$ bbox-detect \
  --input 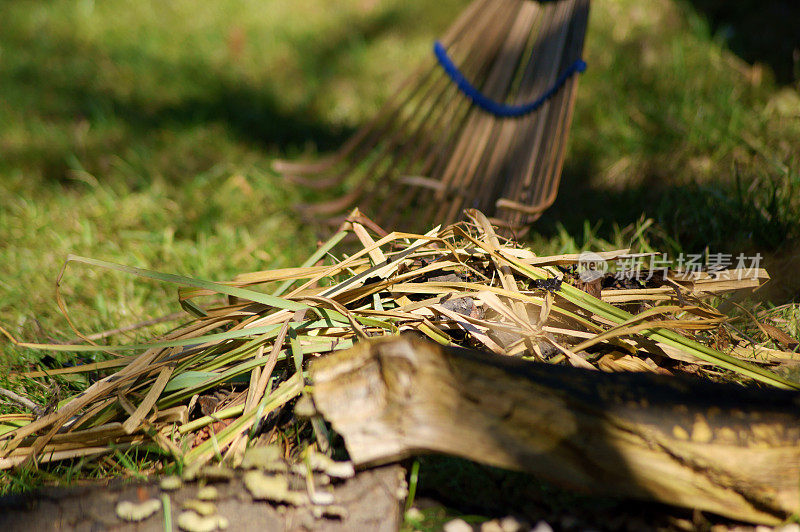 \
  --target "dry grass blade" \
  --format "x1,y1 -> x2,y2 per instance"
1,210 -> 797,475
